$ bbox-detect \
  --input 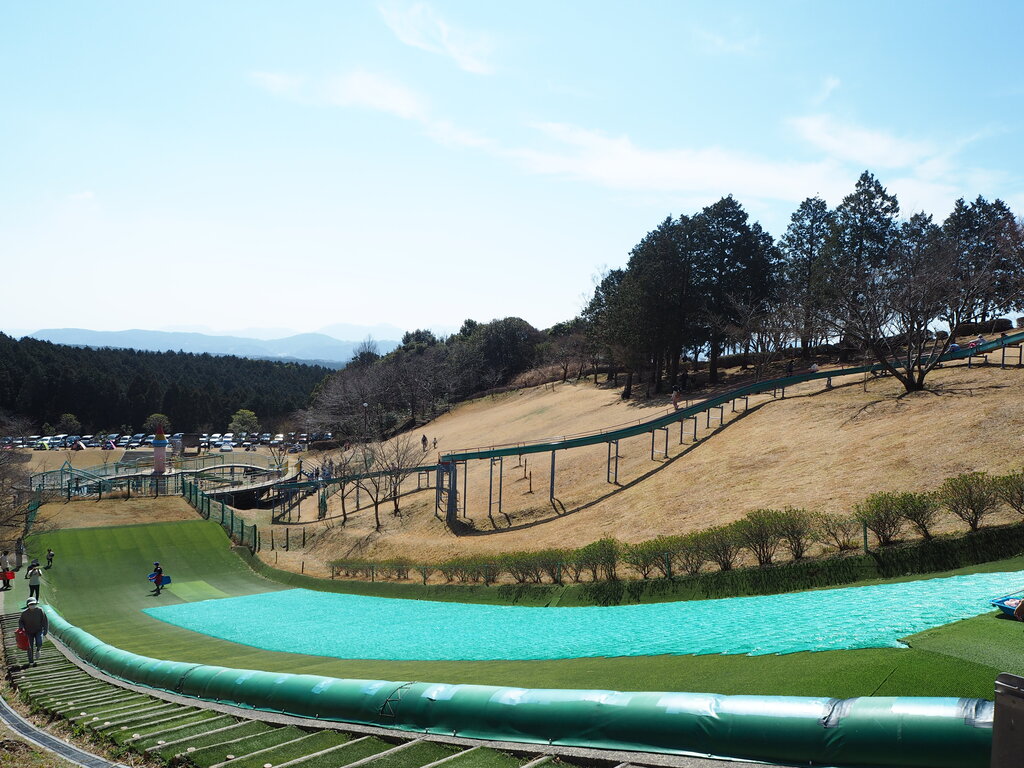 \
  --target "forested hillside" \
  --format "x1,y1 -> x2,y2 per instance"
307,171 -> 1024,440
0,334 -> 329,433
